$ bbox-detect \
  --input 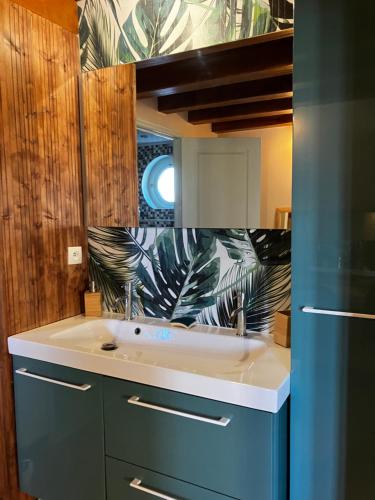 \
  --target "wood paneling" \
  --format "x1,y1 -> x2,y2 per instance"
0,0 -> 86,332
0,1 -> 86,498
82,65 -> 139,226
0,258 -> 29,500
12,0 -> 78,32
